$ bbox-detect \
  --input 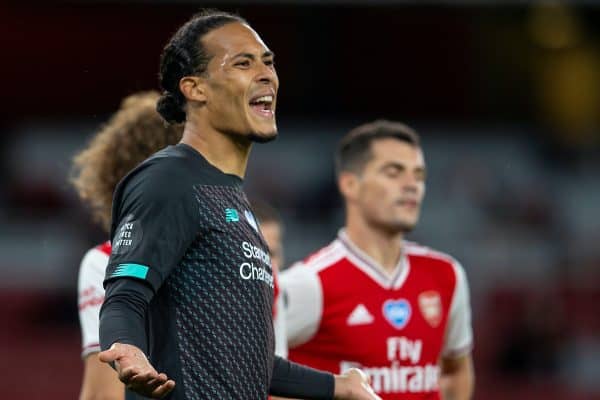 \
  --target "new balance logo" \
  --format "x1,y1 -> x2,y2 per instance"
347,304 -> 374,326
225,208 -> 240,222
